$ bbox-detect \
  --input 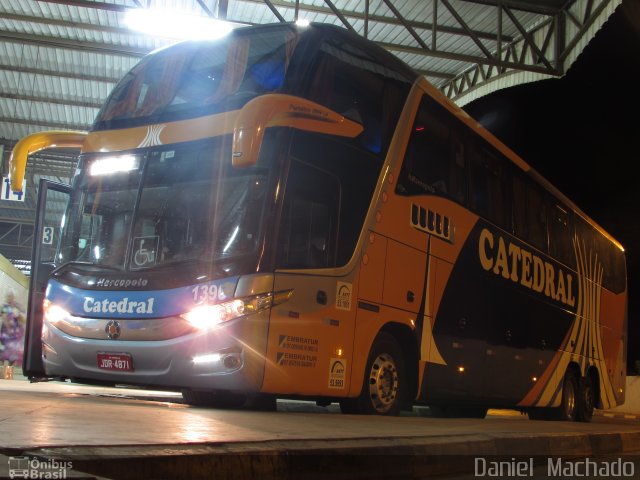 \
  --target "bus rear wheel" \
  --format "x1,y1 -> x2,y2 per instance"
577,374 -> 596,422
556,369 -> 579,421
528,369 -> 579,421
340,332 -> 405,415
